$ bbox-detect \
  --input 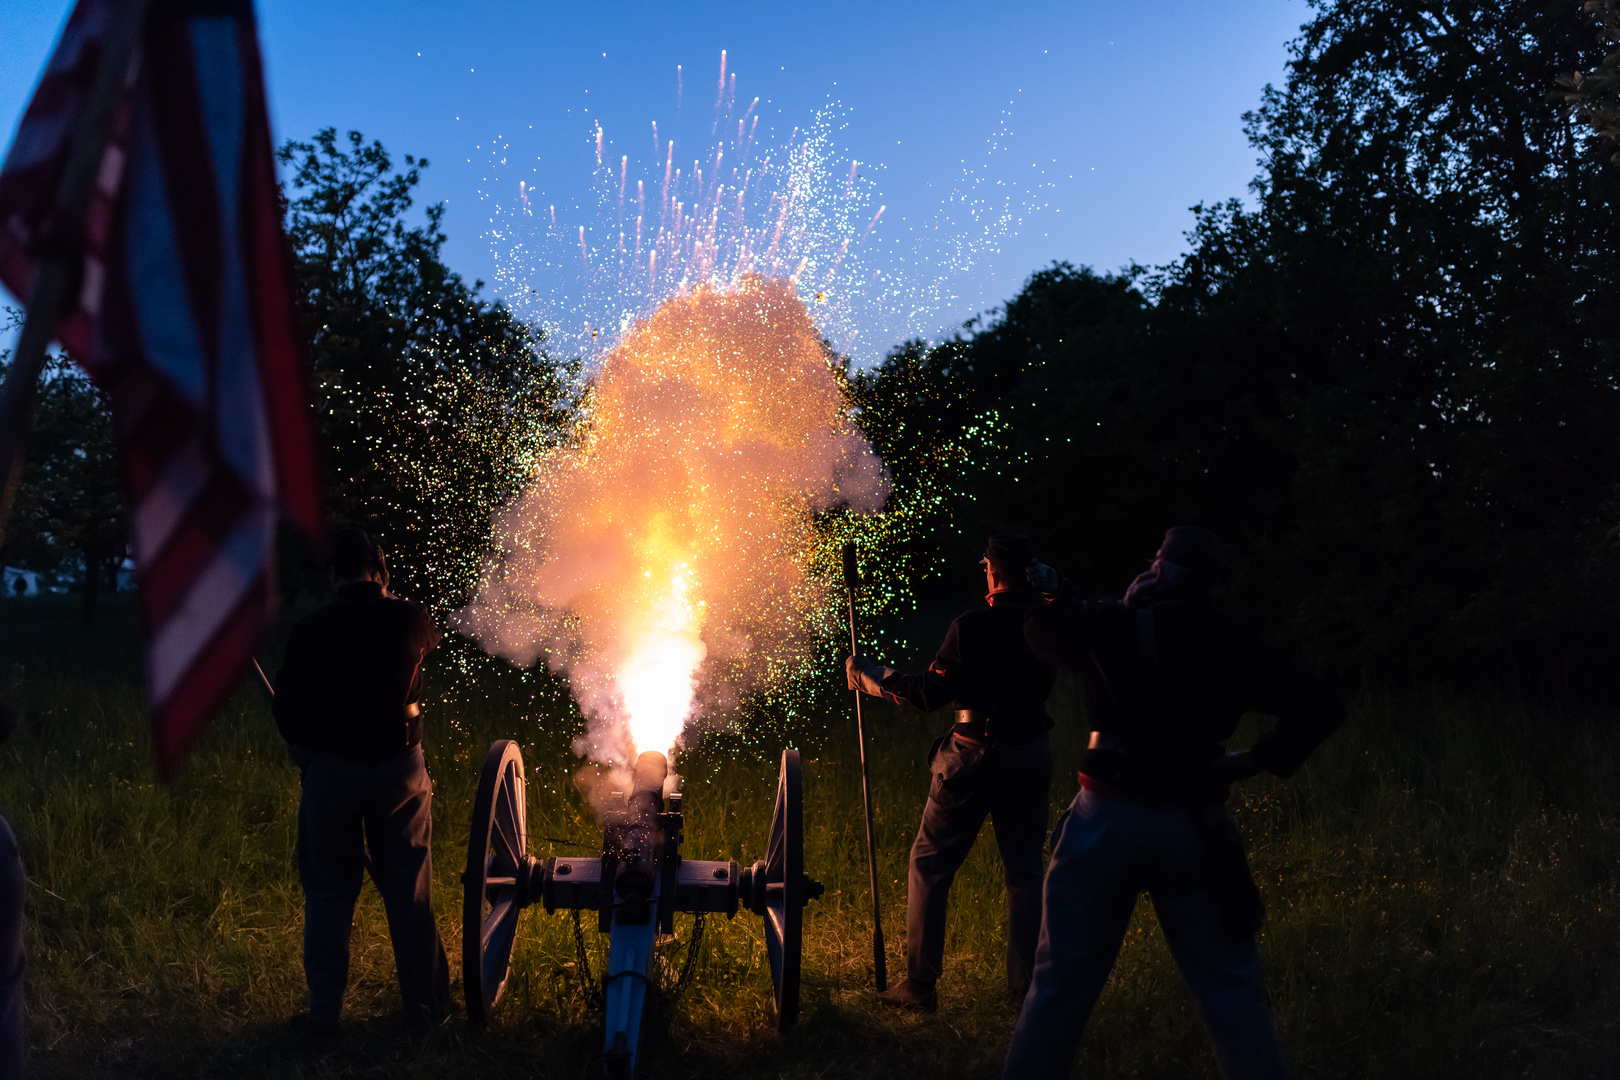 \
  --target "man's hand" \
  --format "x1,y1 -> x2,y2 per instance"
1215,749 -> 1262,784
1026,560 -> 1060,593
845,655 -> 894,697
